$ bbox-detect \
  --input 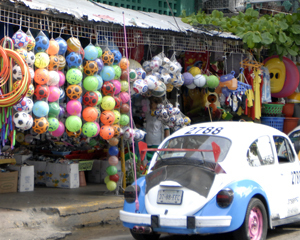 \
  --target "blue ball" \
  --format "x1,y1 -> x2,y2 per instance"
84,45 -> 98,61
34,35 -> 49,53
100,66 -> 115,81
95,74 -> 103,90
96,58 -> 104,74
109,146 -> 119,156
111,49 -> 122,64
33,101 -> 49,117
59,87 -> 65,102
55,37 -> 67,55
66,52 -> 82,68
